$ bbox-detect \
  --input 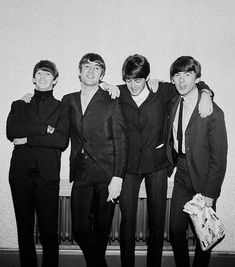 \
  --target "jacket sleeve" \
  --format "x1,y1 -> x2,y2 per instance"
111,100 -> 128,178
27,100 -> 70,151
202,108 -> 227,199
158,81 -> 214,102
158,82 -> 178,102
6,101 -> 47,142
197,81 -> 215,98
